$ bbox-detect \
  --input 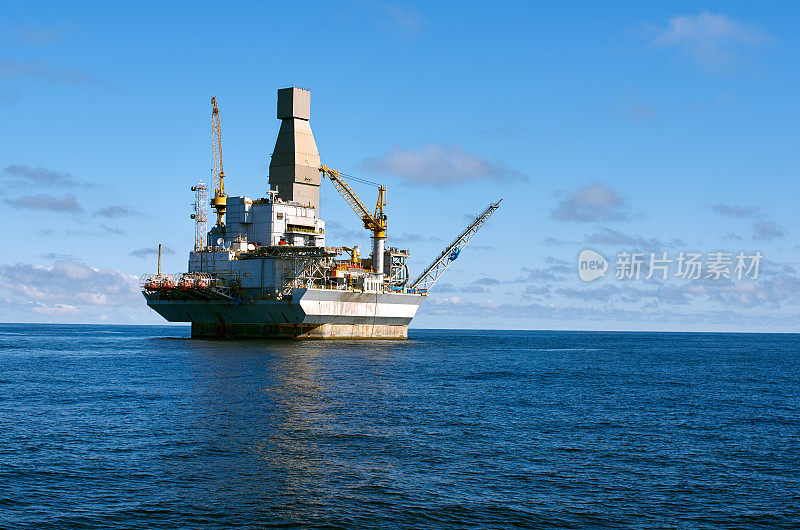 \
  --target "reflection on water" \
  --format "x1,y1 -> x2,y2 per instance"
183,339 -> 405,523
2,325 -> 799,527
